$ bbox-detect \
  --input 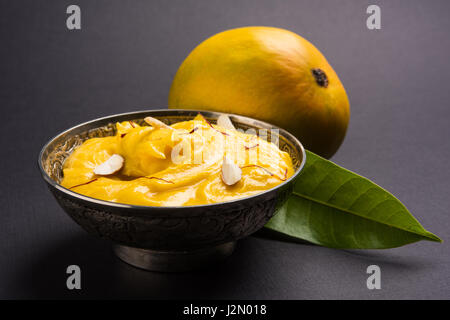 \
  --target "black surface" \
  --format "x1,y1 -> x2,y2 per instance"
1,0 -> 449,299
